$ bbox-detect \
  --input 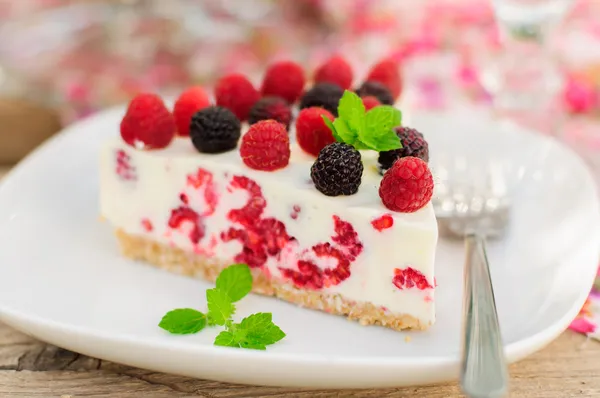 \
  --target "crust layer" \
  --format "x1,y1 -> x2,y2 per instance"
115,229 -> 429,331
